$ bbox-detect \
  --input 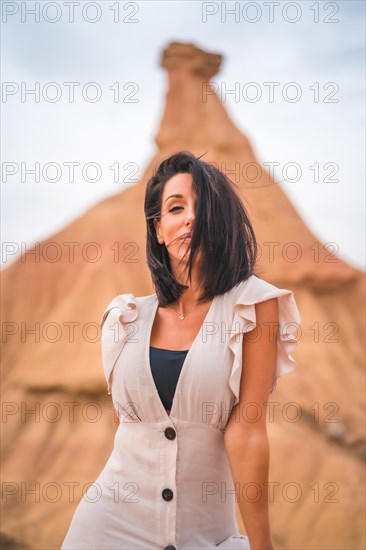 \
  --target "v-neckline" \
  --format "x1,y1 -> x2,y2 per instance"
146,293 -> 217,422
